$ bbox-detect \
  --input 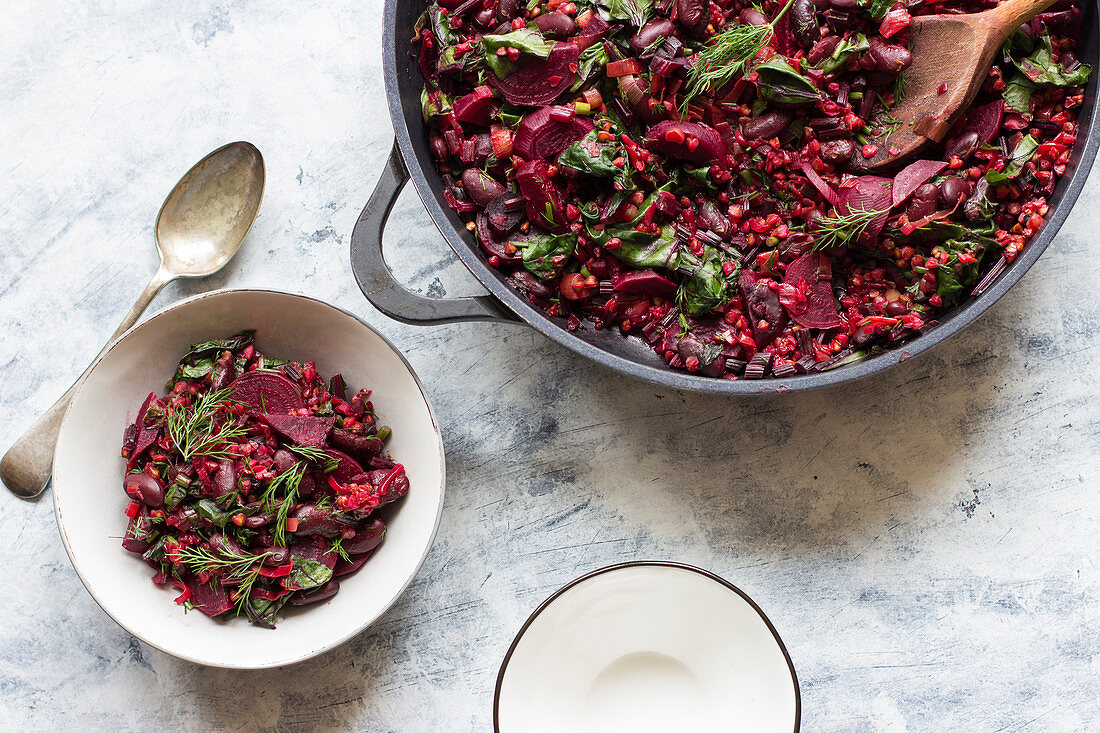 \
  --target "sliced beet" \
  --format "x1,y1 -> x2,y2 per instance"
212,459 -> 237,497
476,212 -> 524,264
333,552 -> 374,578
738,271 -> 788,348
453,88 -> 494,126
488,41 -> 578,106
838,175 -> 893,239
127,392 -> 164,470
516,159 -> 567,232
783,252 -> 842,329
485,193 -> 525,235
184,575 -> 233,616
261,413 -> 335,446
289,579 -> 340,605
892,159 -> 949,208
325,449 -> 365,483
513,106 -> 594,160
612,270 -> 678,299
643,121 -> 726,167
228,371 -> 305,416
960,99 -> 1005,146
576,13 -> 610,46
799,156 -> 840,207
121,512 -> 155,553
